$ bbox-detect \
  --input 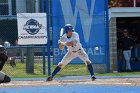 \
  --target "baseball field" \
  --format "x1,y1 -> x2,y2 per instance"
0,76 -> 140,93
0,62 -> 140,93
